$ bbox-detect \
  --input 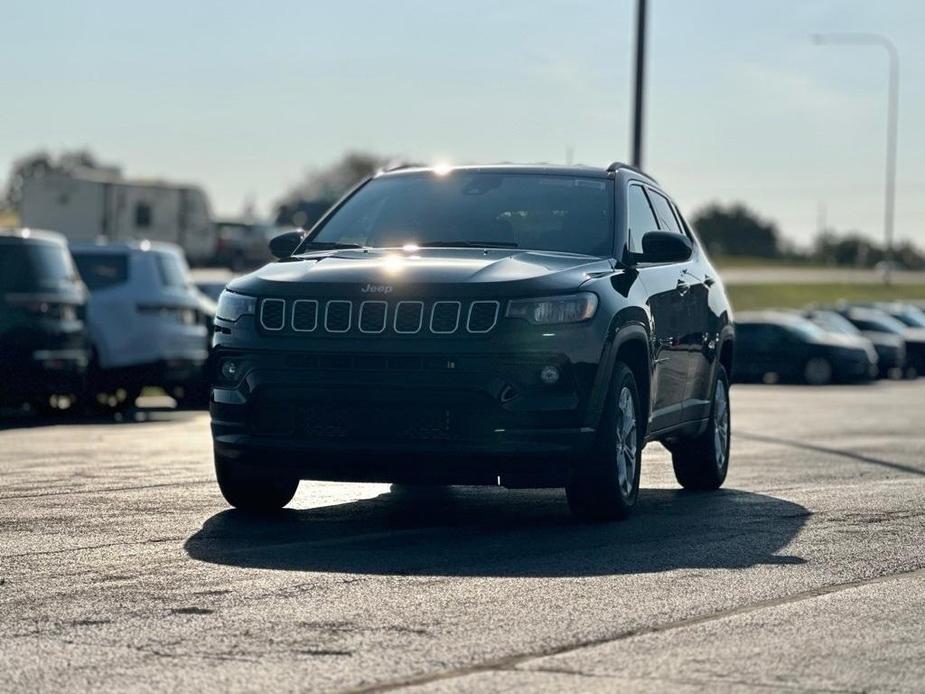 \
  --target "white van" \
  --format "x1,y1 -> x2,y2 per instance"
20,169 -> 216,265
70,241 -> 210,410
